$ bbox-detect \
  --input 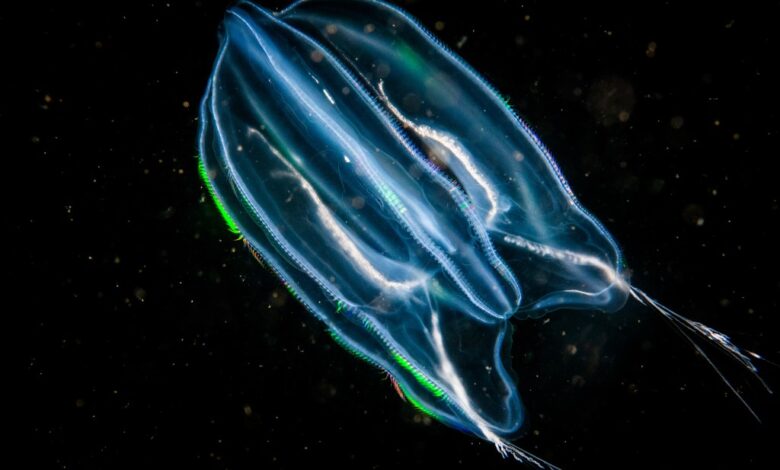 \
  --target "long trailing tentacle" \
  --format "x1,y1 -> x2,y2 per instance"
629,286 -> 771,422
493,439 -> 561,470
